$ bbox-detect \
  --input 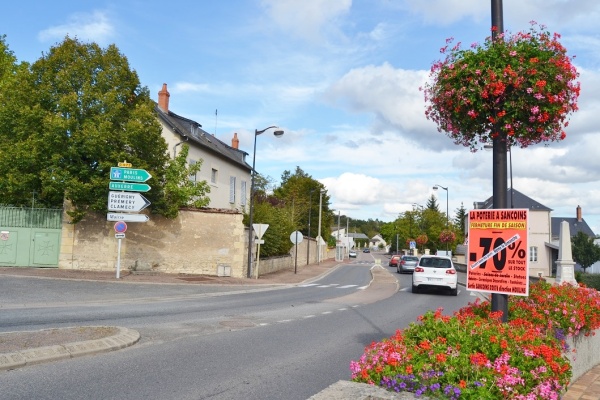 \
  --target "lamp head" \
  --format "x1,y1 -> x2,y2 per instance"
273,130 -> 284,137
433,186 -> 438,190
